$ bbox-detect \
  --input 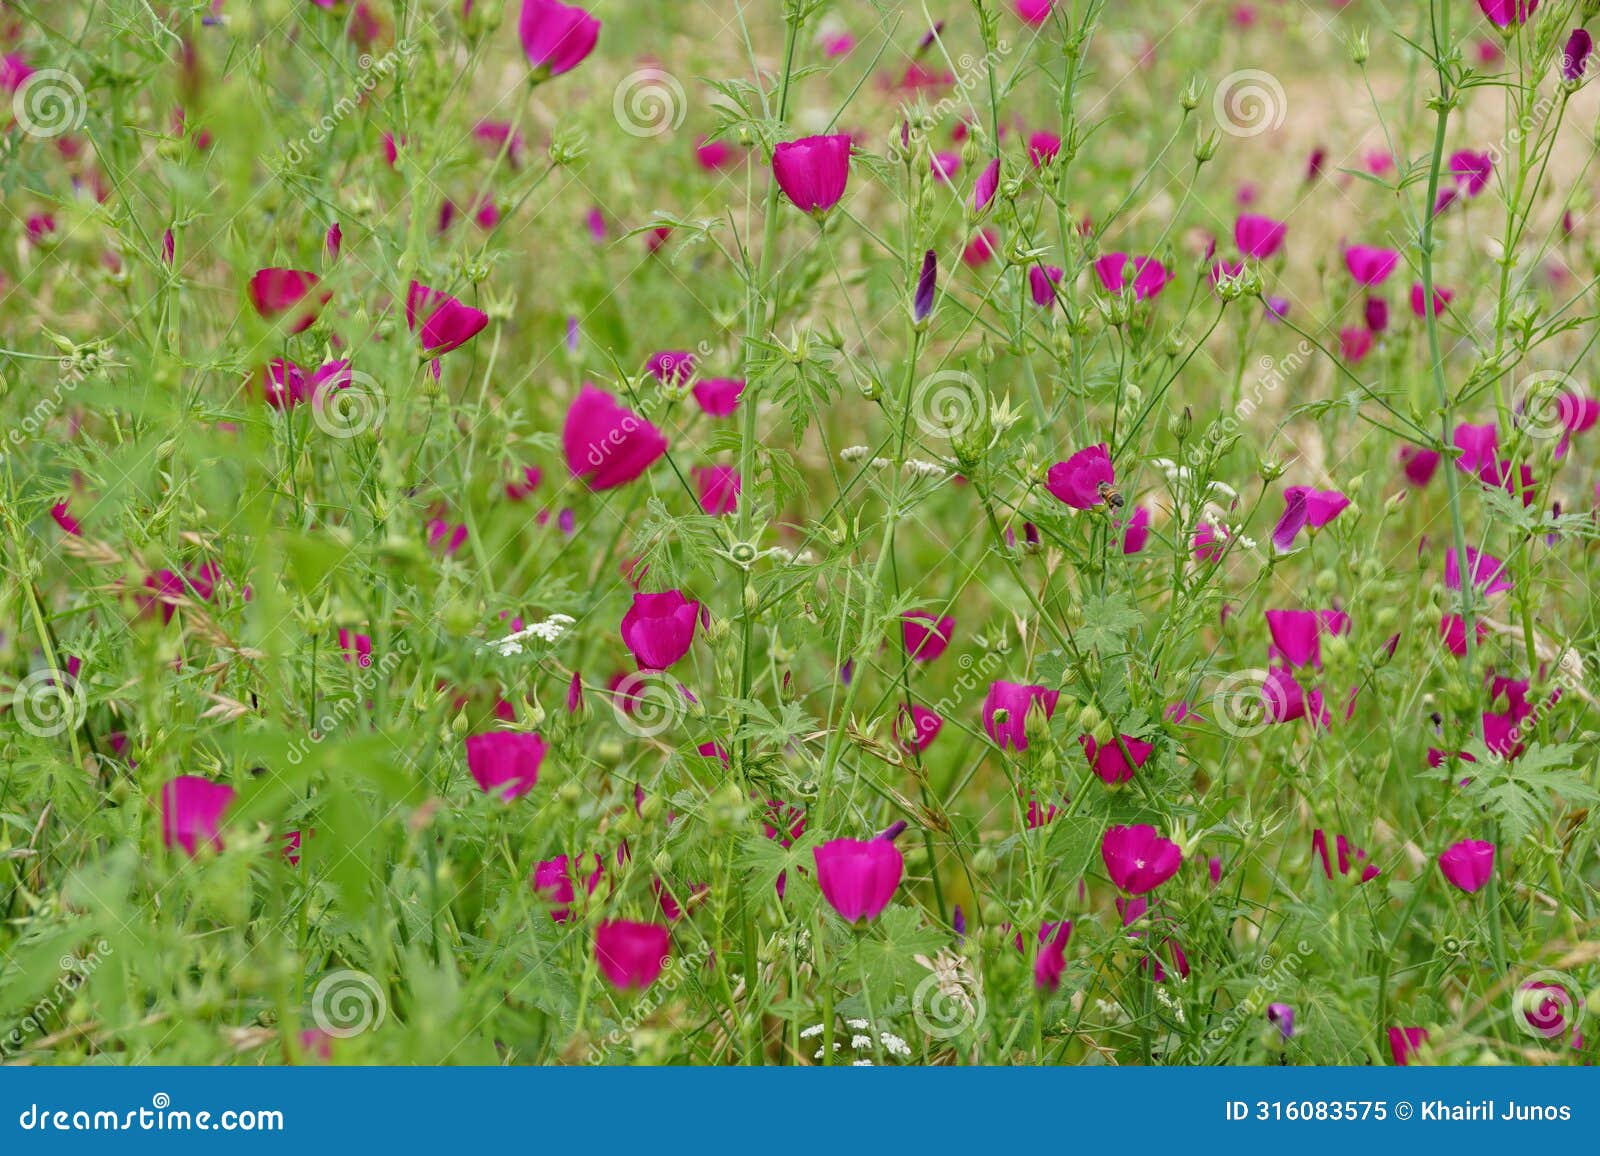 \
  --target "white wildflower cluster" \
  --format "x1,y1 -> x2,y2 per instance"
762,546 -> 818,566
1155,986 -> 1187,1024
838,447 -> 951,483
485,613 -> 576,657
800,1018 -> 912,1062
902,458 -> 950,481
